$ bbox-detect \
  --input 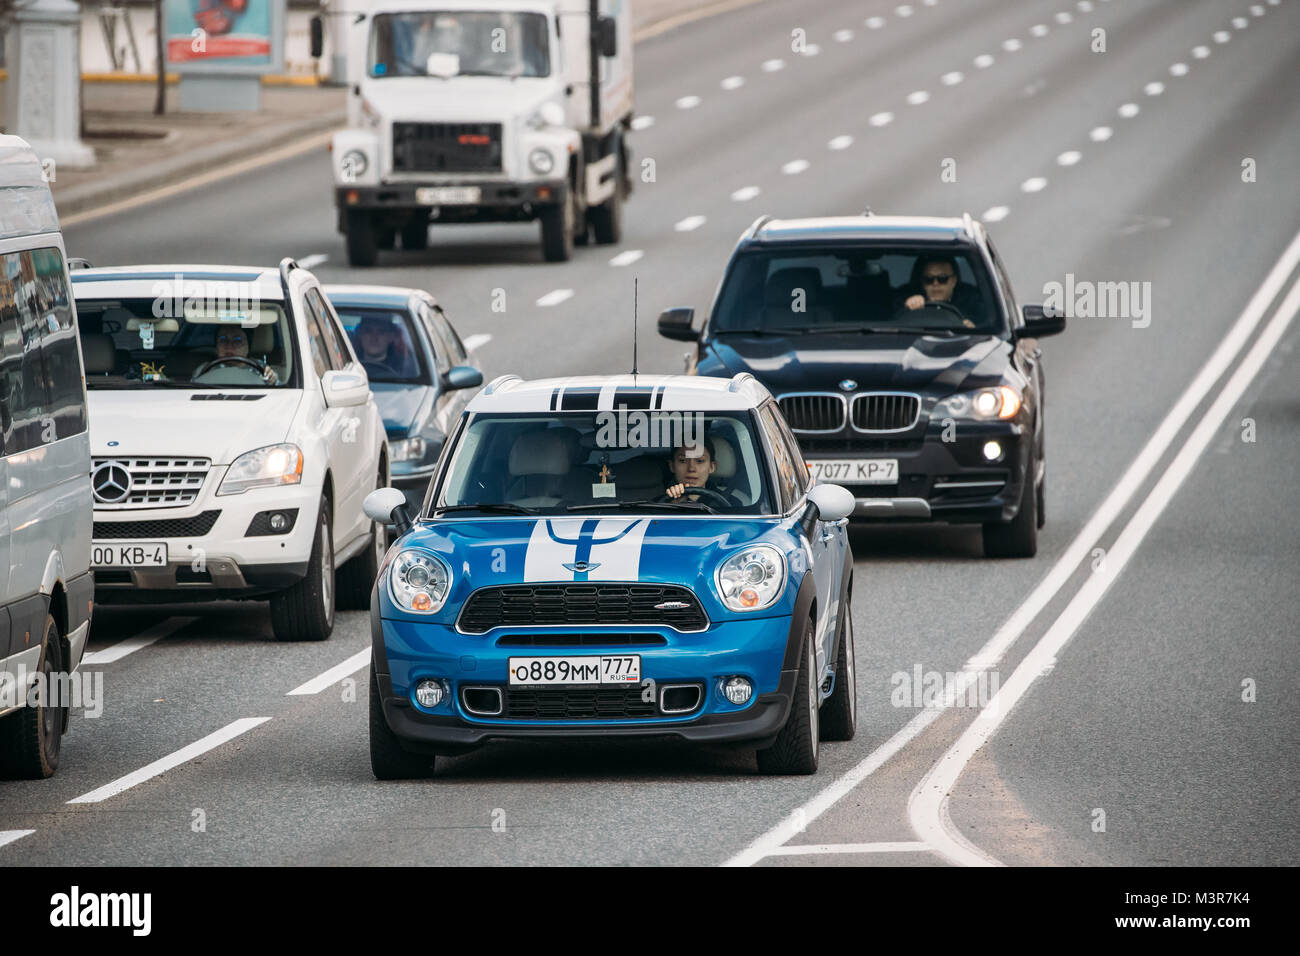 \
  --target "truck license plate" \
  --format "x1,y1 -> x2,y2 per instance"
416,186 -> 481,205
